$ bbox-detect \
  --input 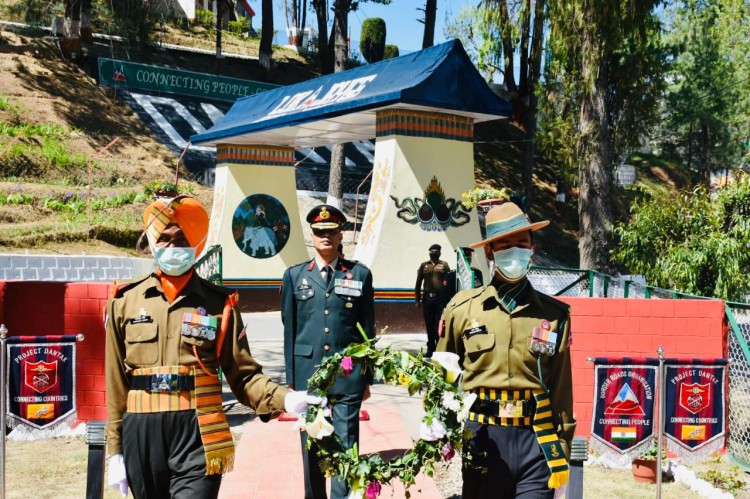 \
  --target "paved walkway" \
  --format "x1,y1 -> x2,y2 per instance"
219,314 -> 442,498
